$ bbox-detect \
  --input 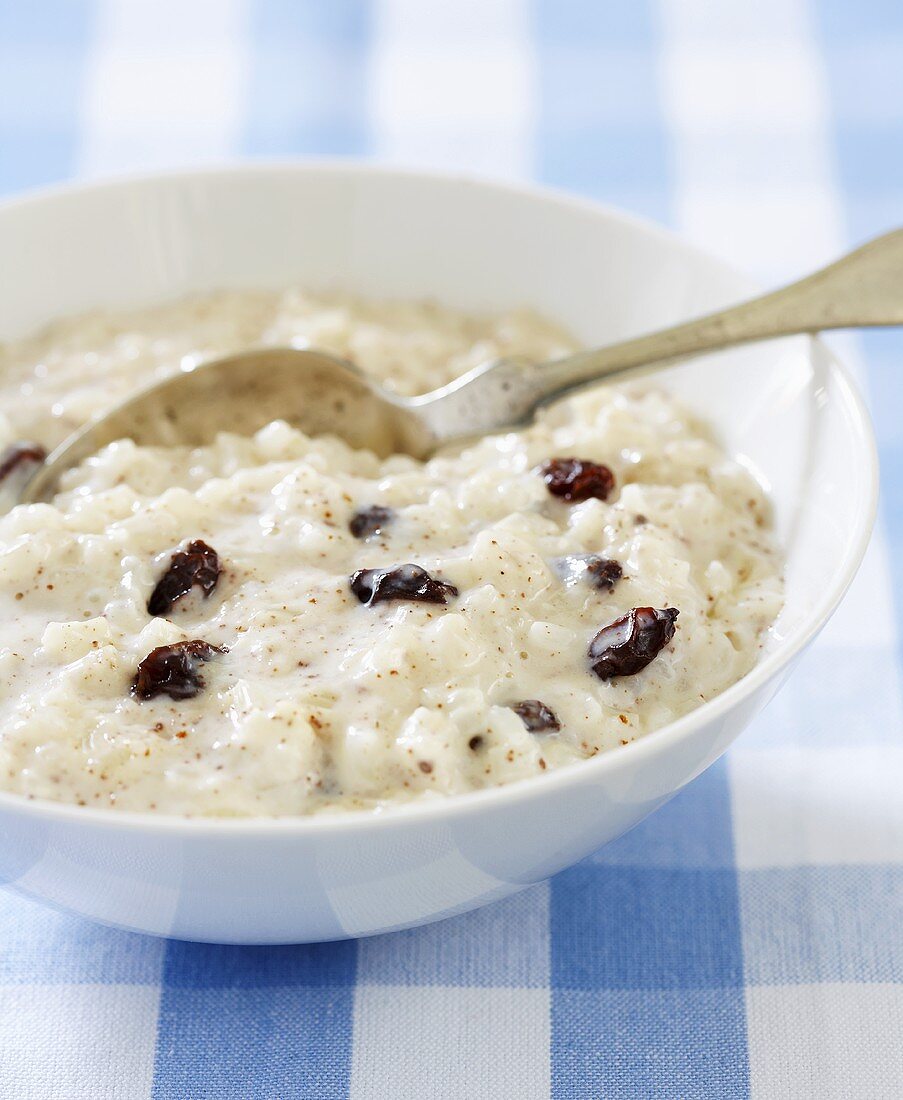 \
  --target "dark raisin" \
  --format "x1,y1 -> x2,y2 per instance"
588,607 -> 679,680
132,639 -> 227,701
541,457 -> 615,502
350,564 -> 458,606
510,699 -> 561,733
0,441 -> 47,484
585,557 -> 623,591
148,540 -> 221,616
349,505 -> 394,539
